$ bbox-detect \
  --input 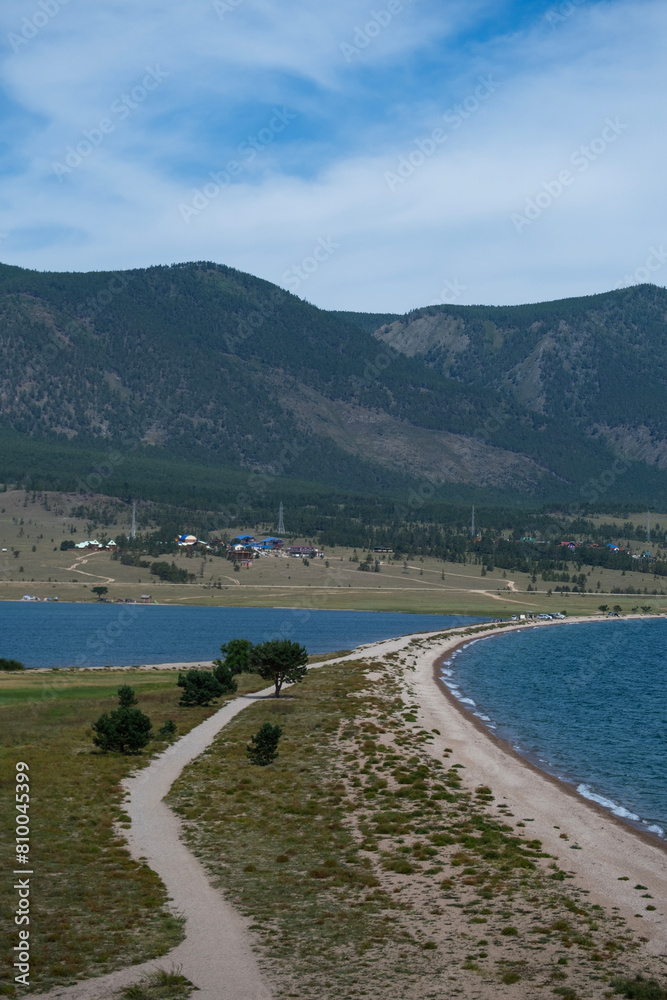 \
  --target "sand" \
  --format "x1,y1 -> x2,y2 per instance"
401,618 -> 667,956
